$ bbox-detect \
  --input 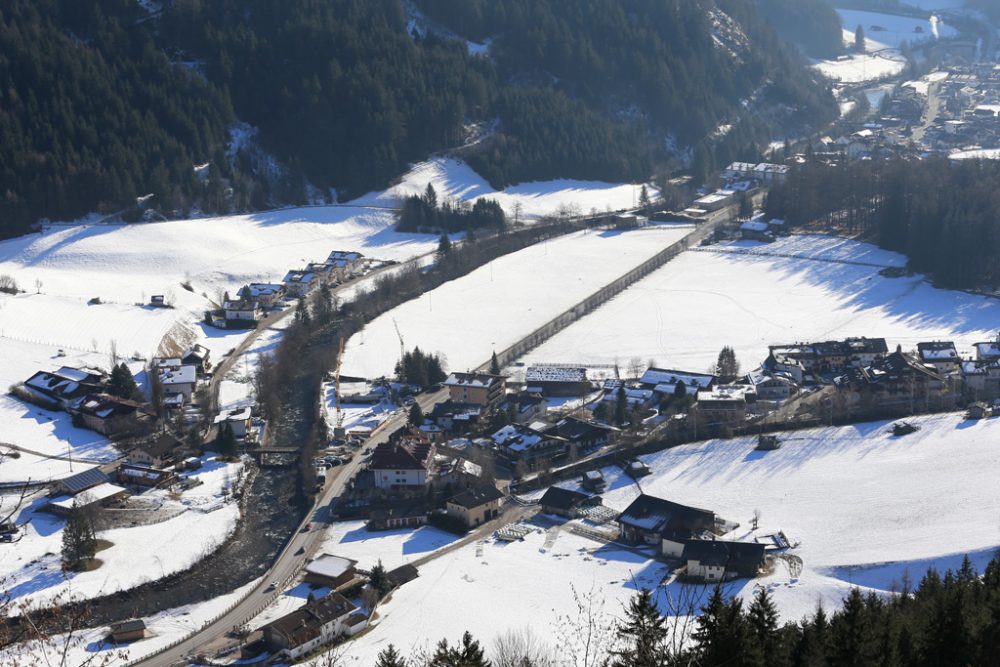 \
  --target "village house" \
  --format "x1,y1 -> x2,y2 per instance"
917,341 -> 961,376
695,386 -> 754,427
116,463 -> 176,488
303,554 -> 359,589
47,470 -> 129,517
53,468 -> 111,497
261,592 -> 364,661
722,162 -> 757,180
367,505 -> 428,531
769,337 -> 887,375
639,368 -> 715,400
214,406 -> 253,439
127,433 -> 183,468
428,401 -> 483,432
222,295 -> 263,326
617,494 -> 716,547
443,372 -> 506,408
159,364 -> 197,403
739,220 -> 772,242
974,337 -> 1000,363
681,539 -> 765,582
547,416 -> 617,451
282,269 -> 318,297
108,619 -> 146,644
538,487 -> 601,519
602,380 -> 655,407
445,484 -> 505,529
761,351 -> 807,384
326,250 -> 365,281
510,392 -> 547,424
75,393 -> 146,436
961,359 -> 1000,397
245,283 -> 285,307
22,366 -> 106,411
491,422 -> 568,468
181,344 -> 211,373
836,347 -> 958,414
524,366 -> 591,397
369,428 -> 435,490
745,369 -> 798,402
